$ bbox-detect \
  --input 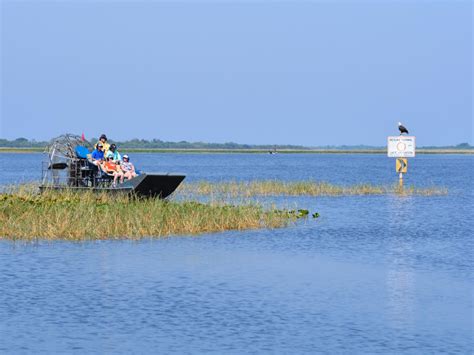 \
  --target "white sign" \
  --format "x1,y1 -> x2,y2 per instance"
387,136 -> 416,157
